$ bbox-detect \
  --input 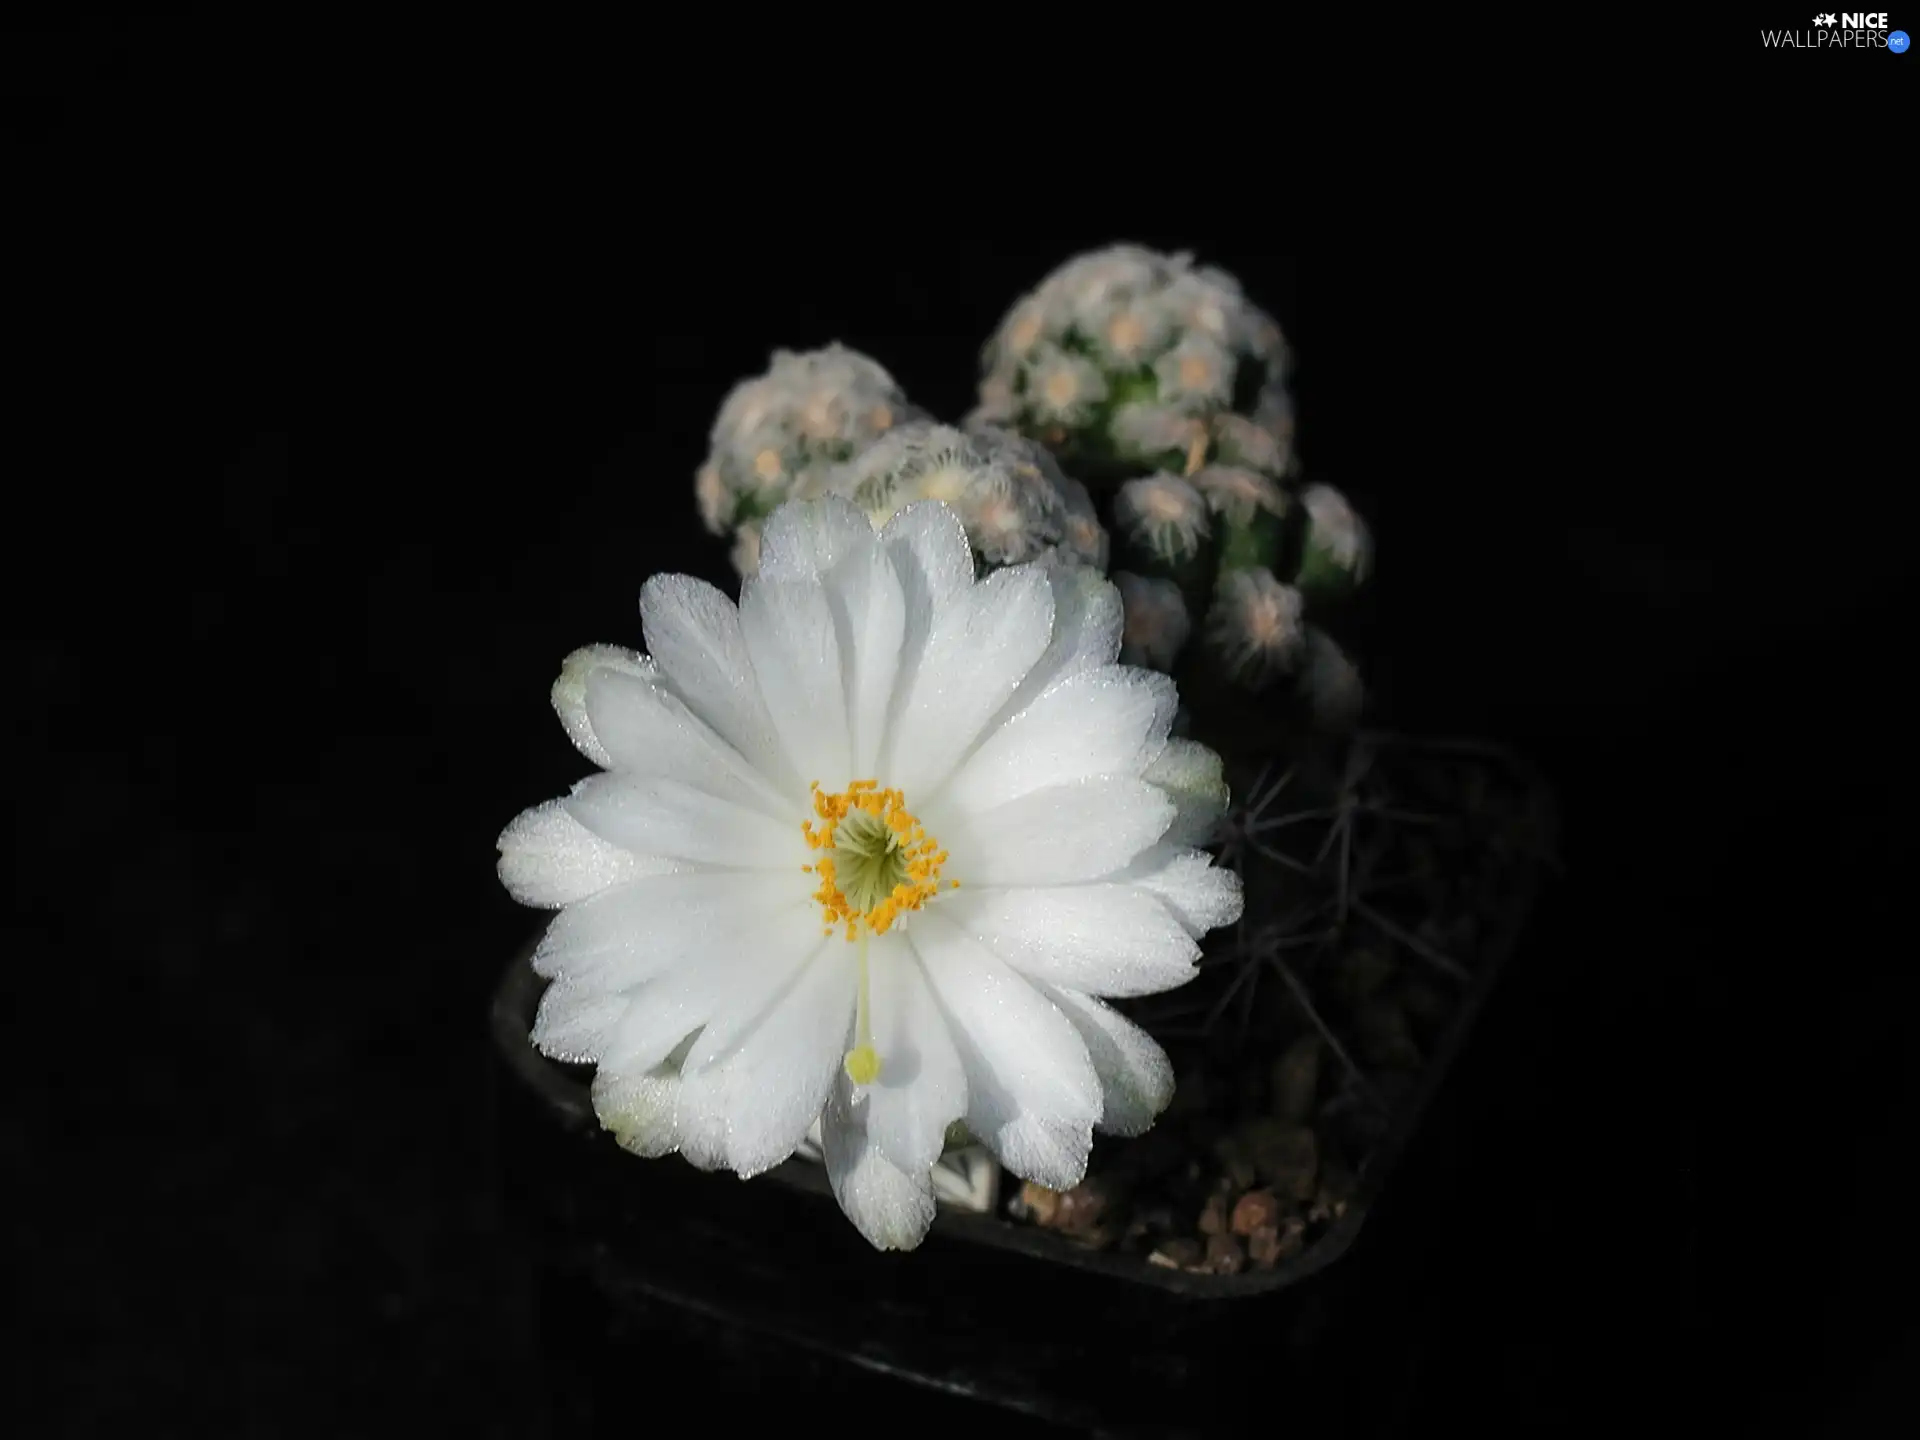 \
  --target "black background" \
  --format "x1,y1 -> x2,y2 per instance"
8,17 -> 1913,1437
